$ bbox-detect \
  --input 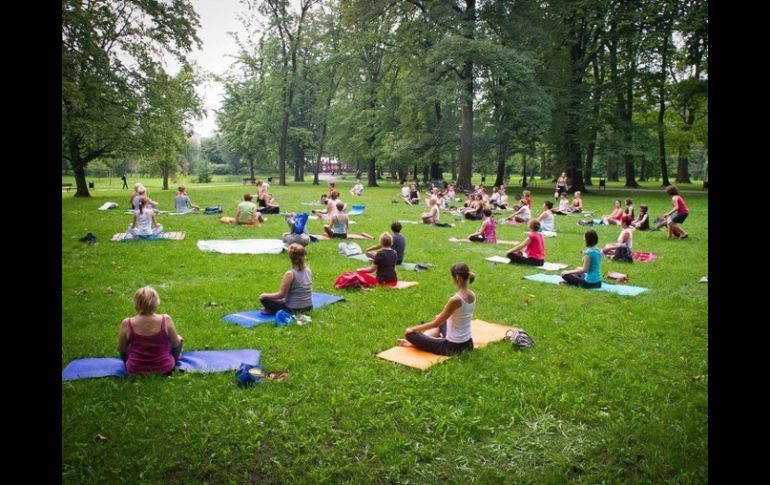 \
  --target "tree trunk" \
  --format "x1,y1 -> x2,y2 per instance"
450,150 -> 457,182
623,157 -> 638,187
657,37 -> 671,187
249,156 -> 255,180
162,168 -> 169,190
584,59 -> 602,187
458,60 -> 474,191
366,134 -> 378,187
676,146 -> 691,183
456,0 -> 475,192
522,152 -> 528,188
278,111 -> 289,185
70,143 -> 90,198
494,134 -> 508,187
564,47 -> 586,193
